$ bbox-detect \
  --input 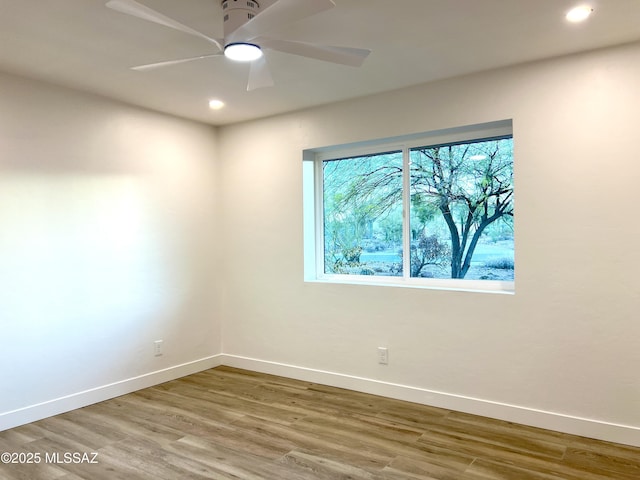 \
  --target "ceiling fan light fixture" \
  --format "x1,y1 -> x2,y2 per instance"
224,43 -> 263,62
